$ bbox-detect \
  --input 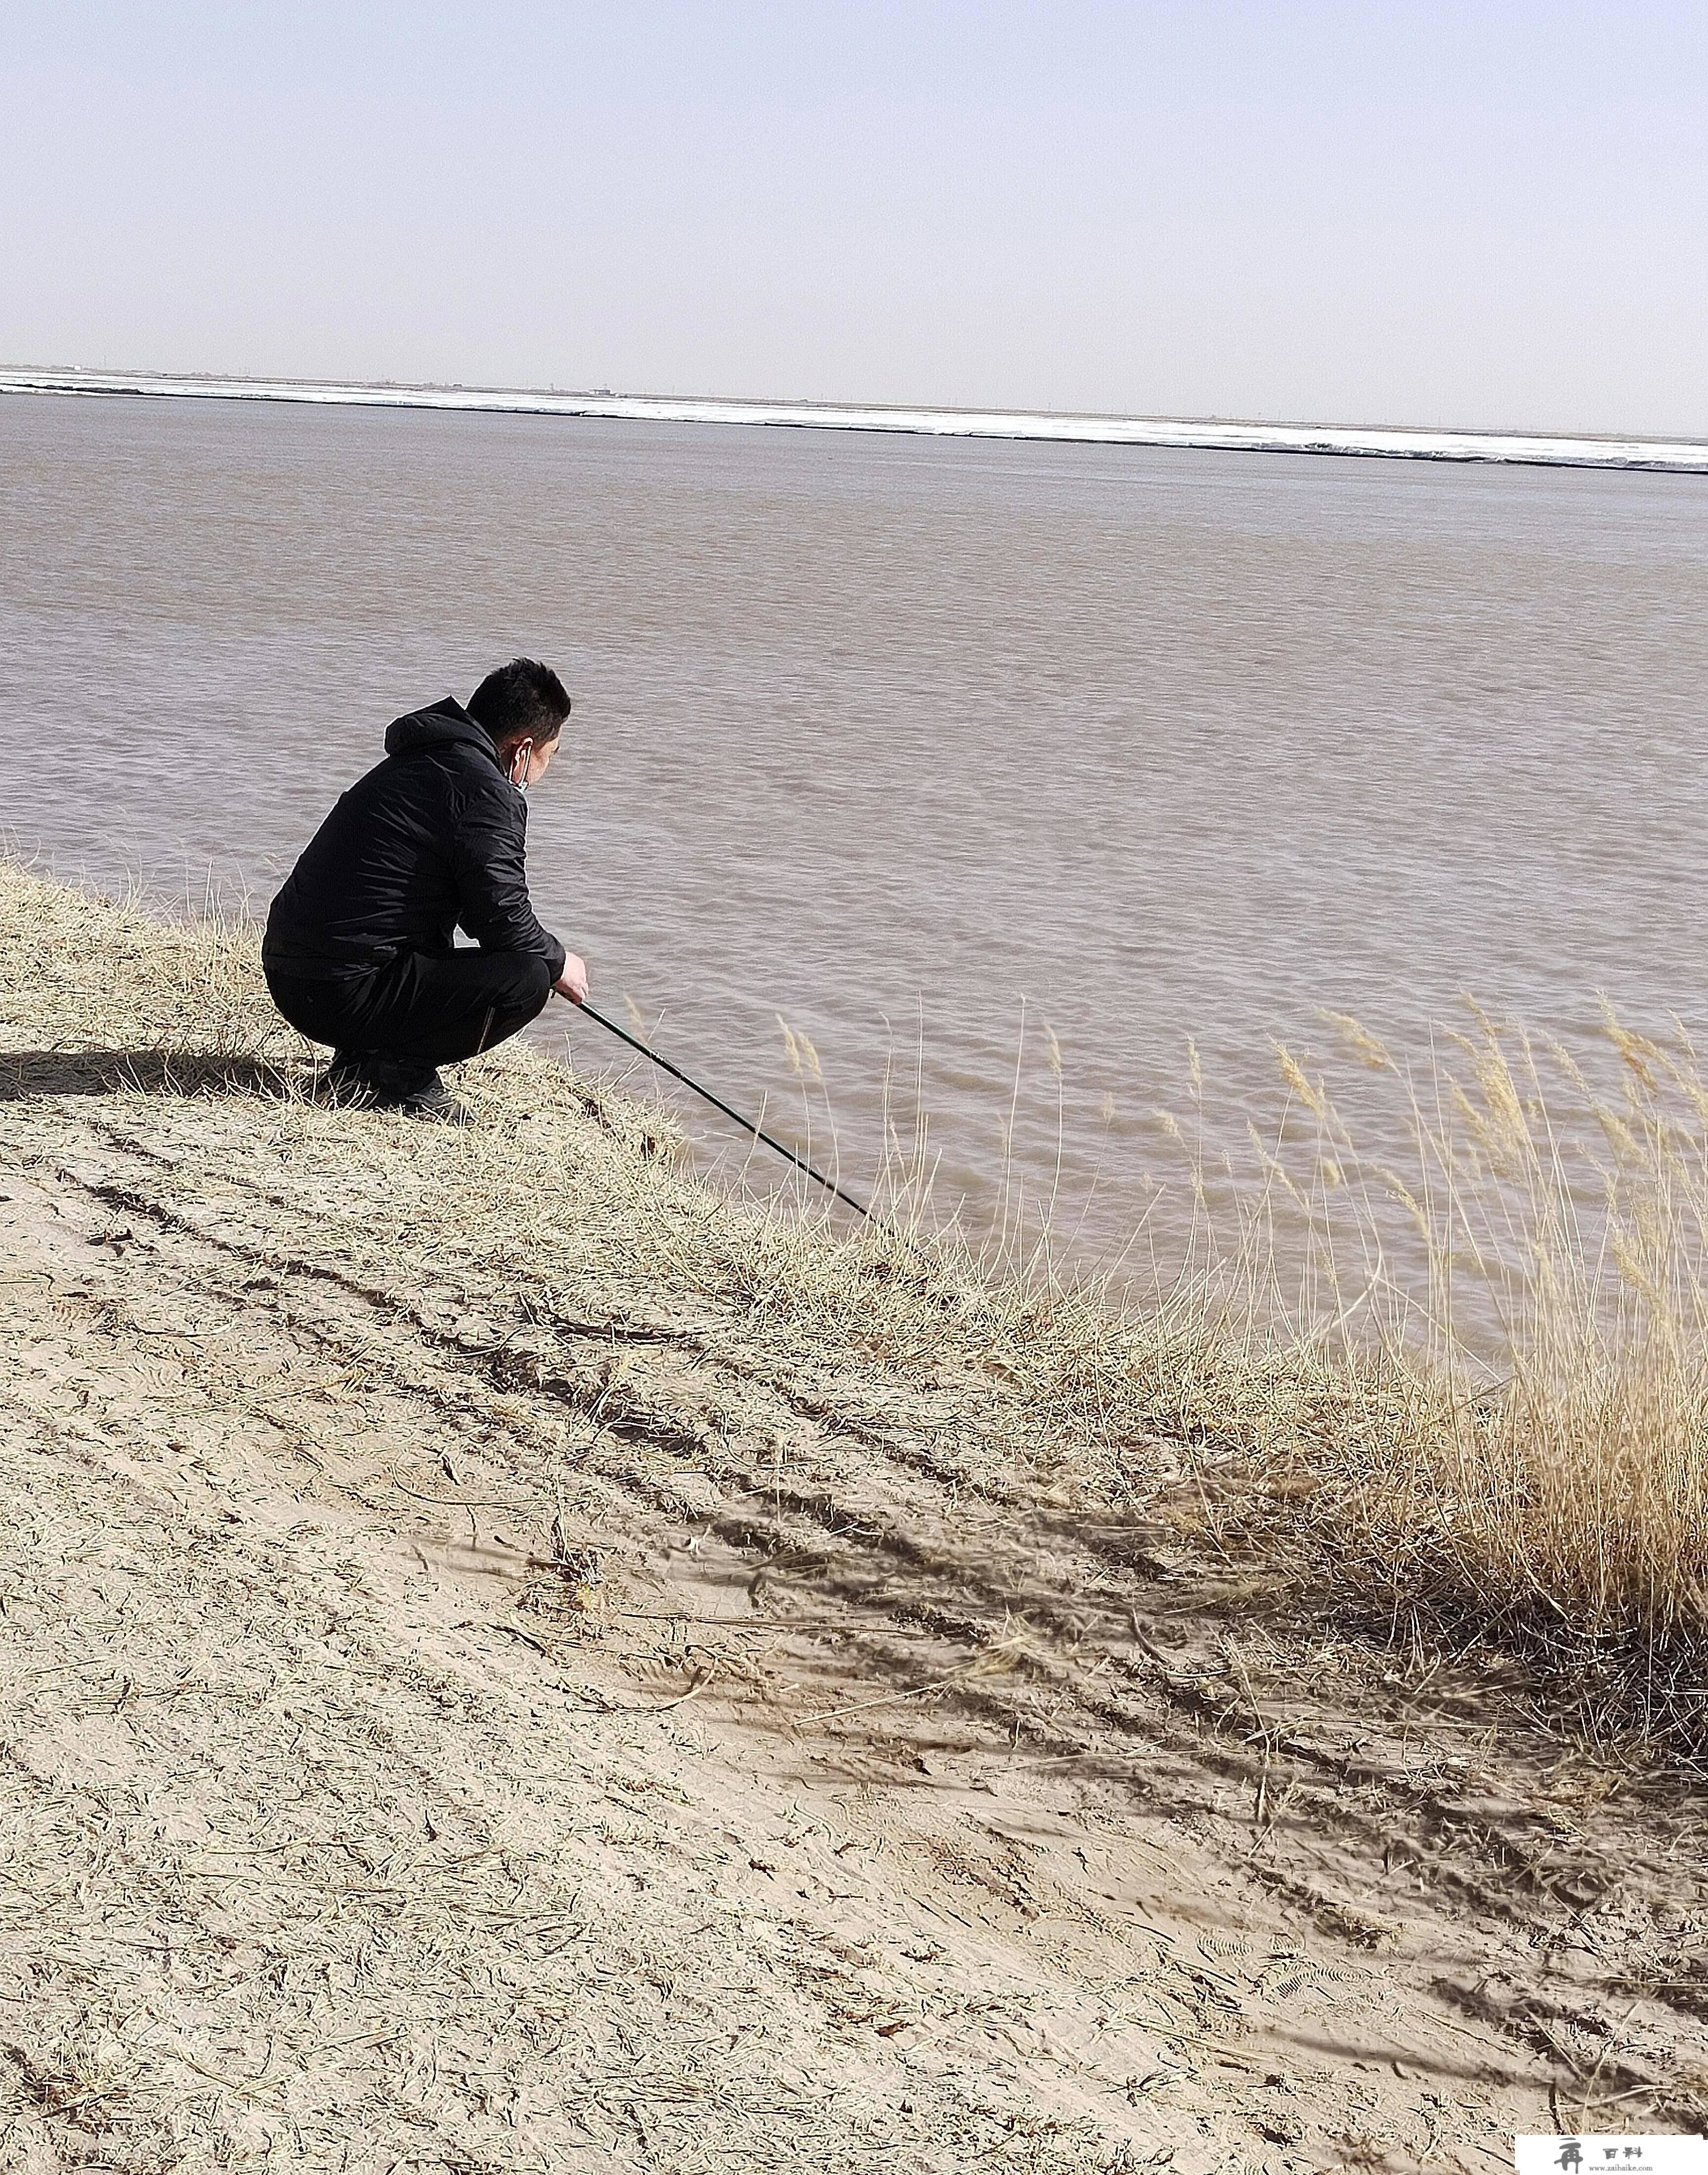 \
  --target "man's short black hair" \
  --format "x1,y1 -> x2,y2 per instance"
467,658 -> 571,747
